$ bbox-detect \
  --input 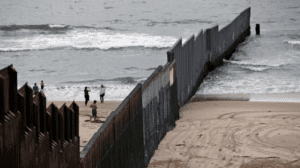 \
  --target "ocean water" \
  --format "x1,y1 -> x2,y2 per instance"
0,0 -> 300,102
